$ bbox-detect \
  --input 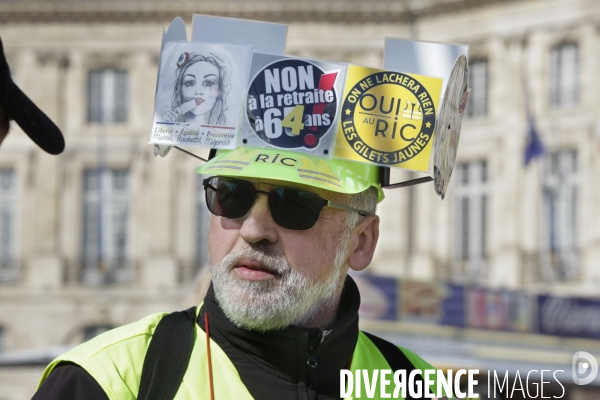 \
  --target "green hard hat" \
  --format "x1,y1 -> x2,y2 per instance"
196,147 -> 385,202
